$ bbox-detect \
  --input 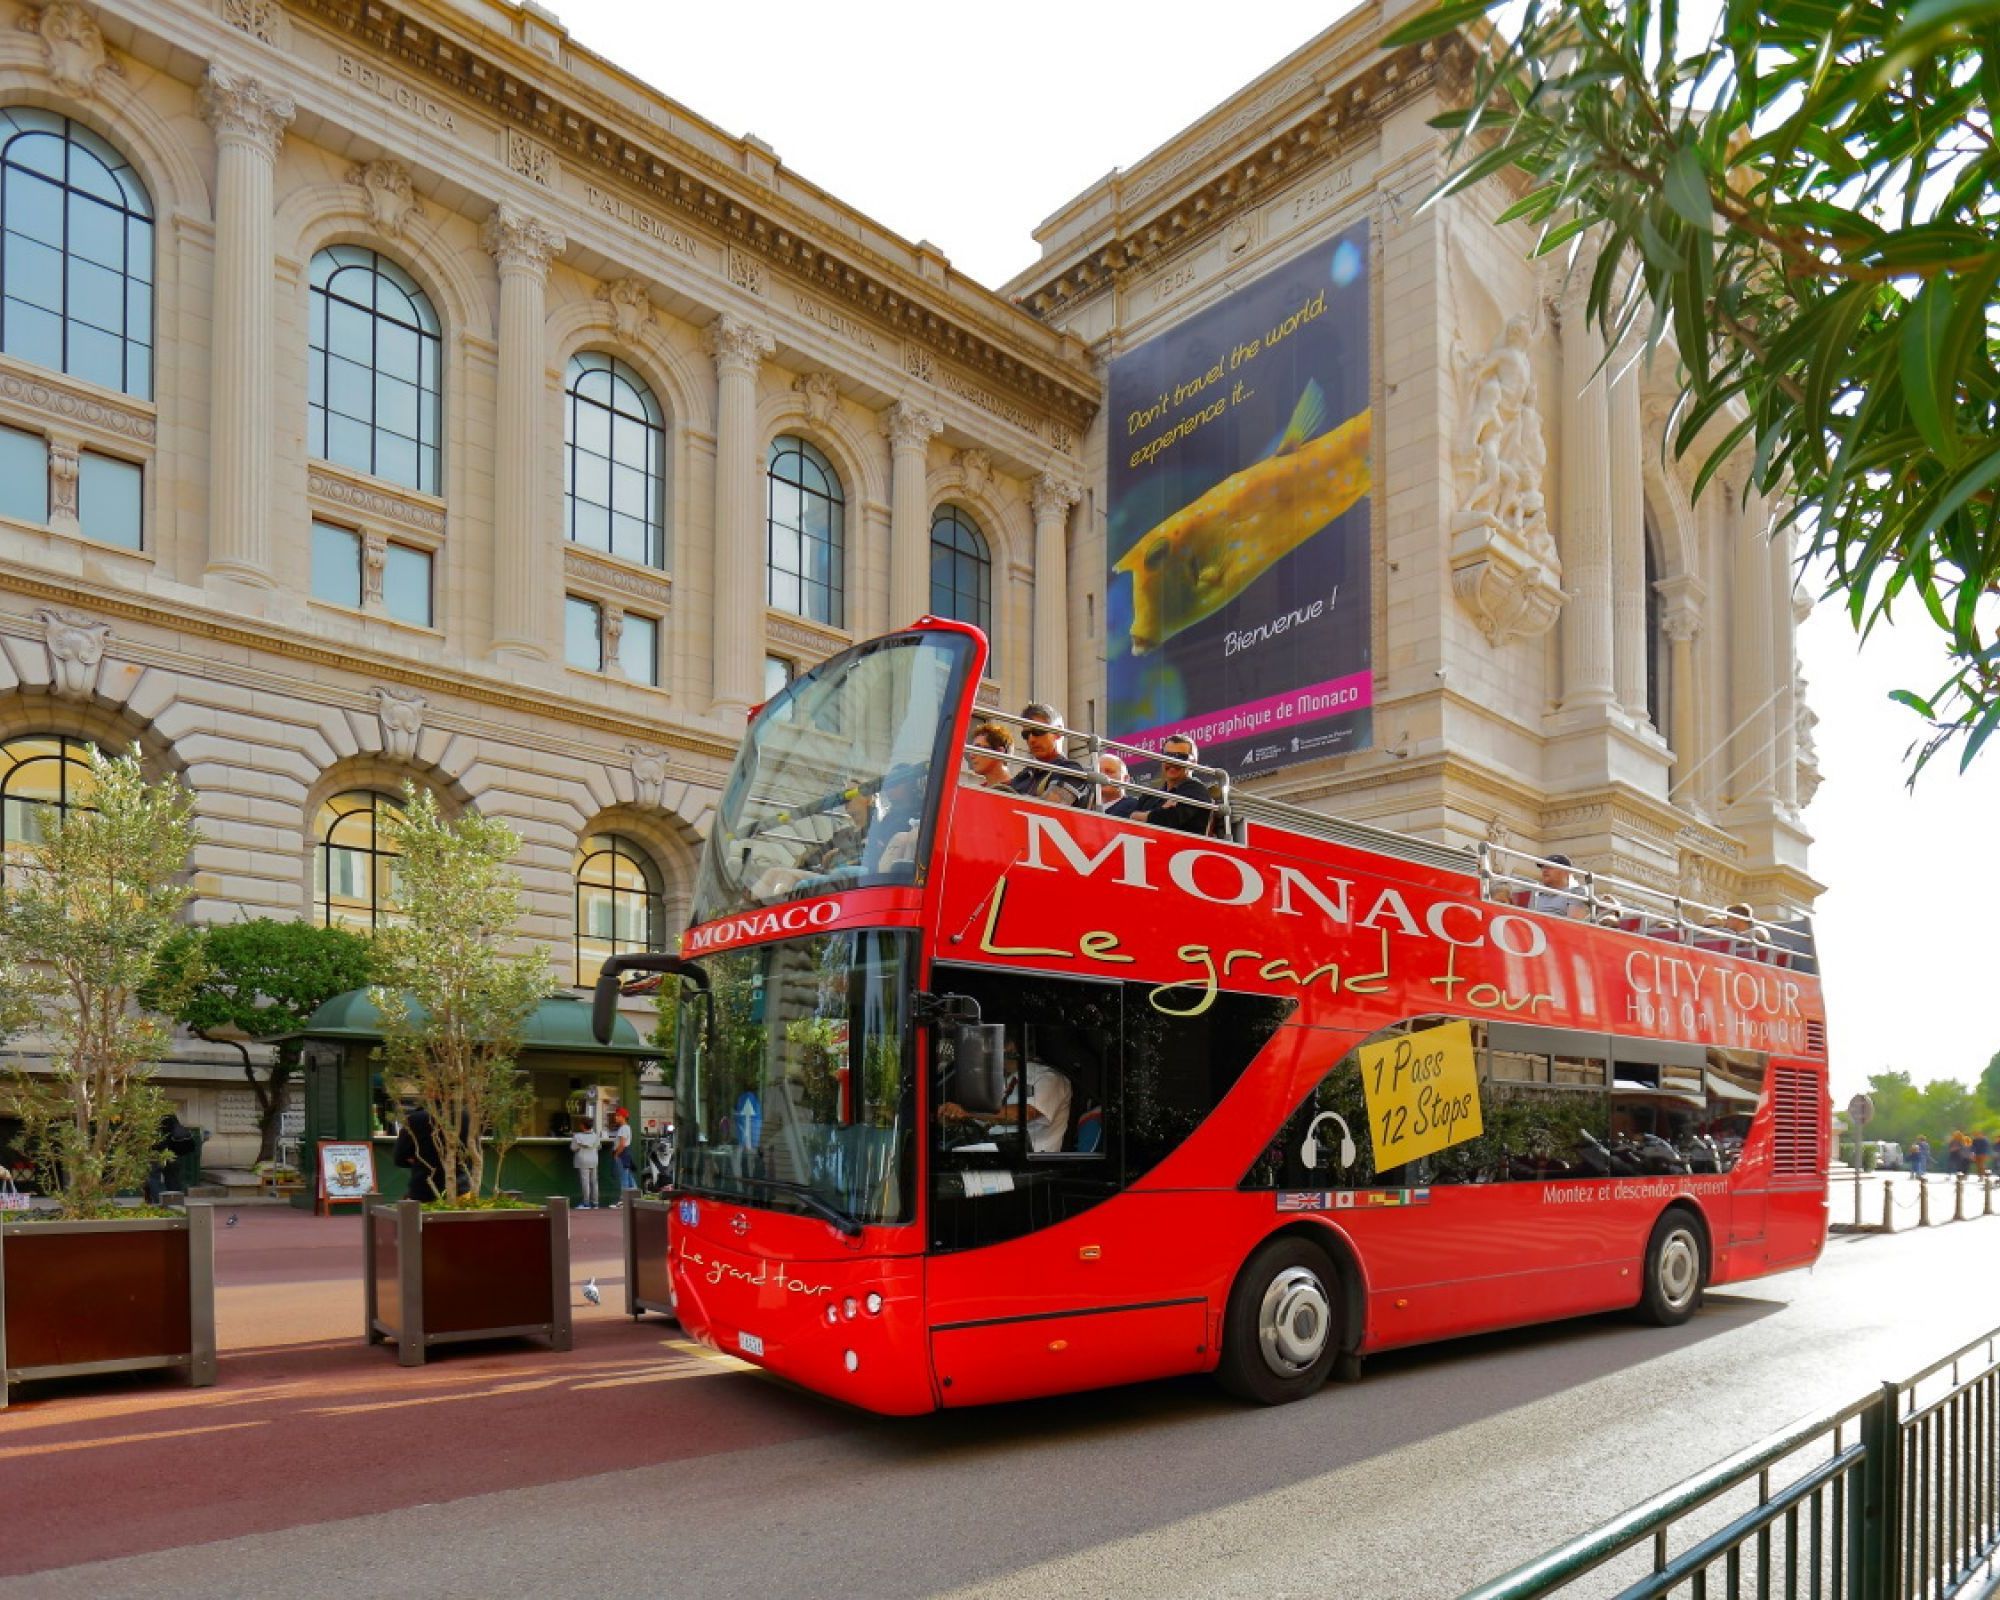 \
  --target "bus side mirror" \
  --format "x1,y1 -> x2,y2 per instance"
591,953 -> 709,1045
942,1022 -> 1008,1115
